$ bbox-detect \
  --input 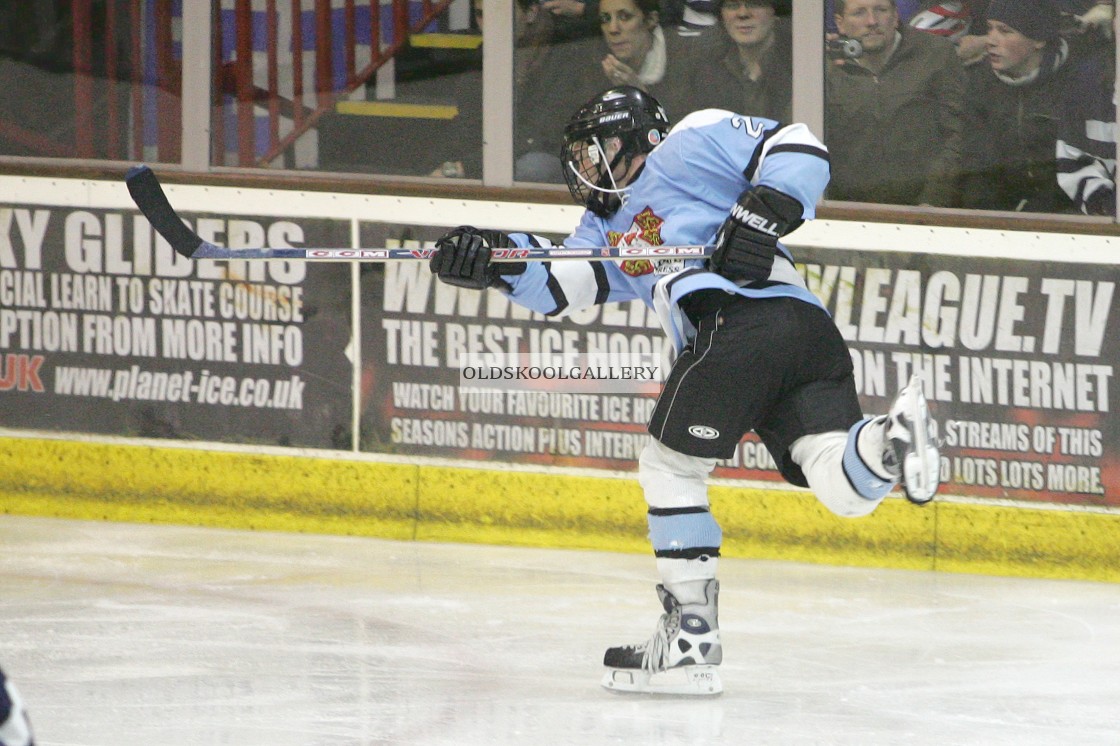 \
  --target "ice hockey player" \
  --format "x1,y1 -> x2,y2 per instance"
428,86 -> 941,695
